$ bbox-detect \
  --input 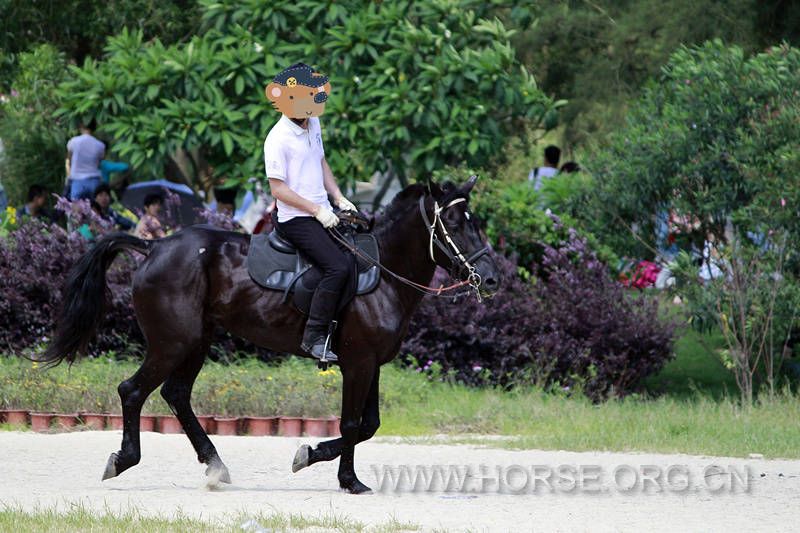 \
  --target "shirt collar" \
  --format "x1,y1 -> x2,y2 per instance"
280,114 -> 308,136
